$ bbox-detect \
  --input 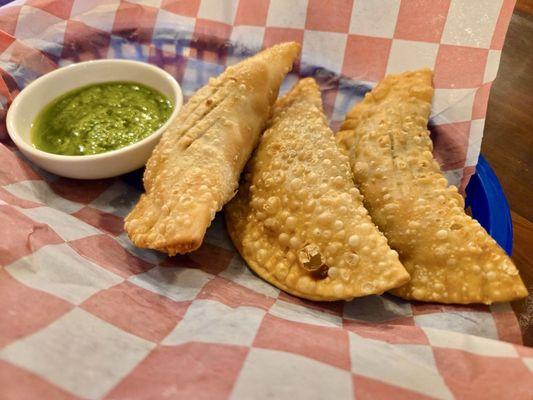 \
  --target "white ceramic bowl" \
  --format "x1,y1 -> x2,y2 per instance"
6,59 -> 182,179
